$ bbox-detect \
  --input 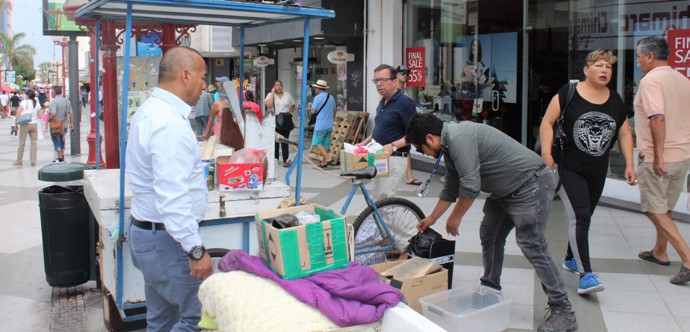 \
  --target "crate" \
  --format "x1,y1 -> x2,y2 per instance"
419,285 -> 512,332
310,111 -> 368,165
